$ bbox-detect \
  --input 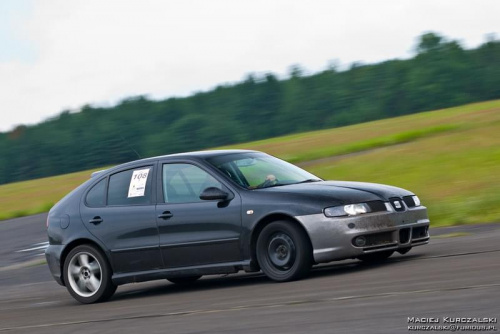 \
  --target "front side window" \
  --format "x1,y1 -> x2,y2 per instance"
107,167 -> 153,206
162,164 -> 222,203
